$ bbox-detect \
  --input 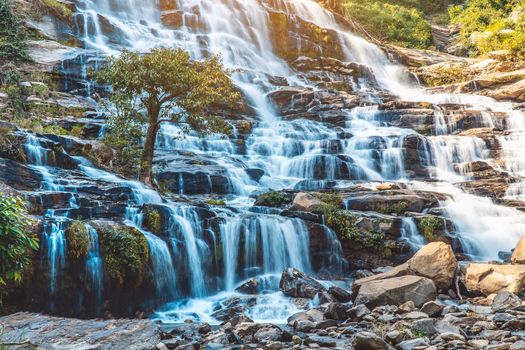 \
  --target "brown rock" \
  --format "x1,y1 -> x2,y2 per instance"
292,192 -> 321,211
511,236 -> 525,265
465,263 -> 525,295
